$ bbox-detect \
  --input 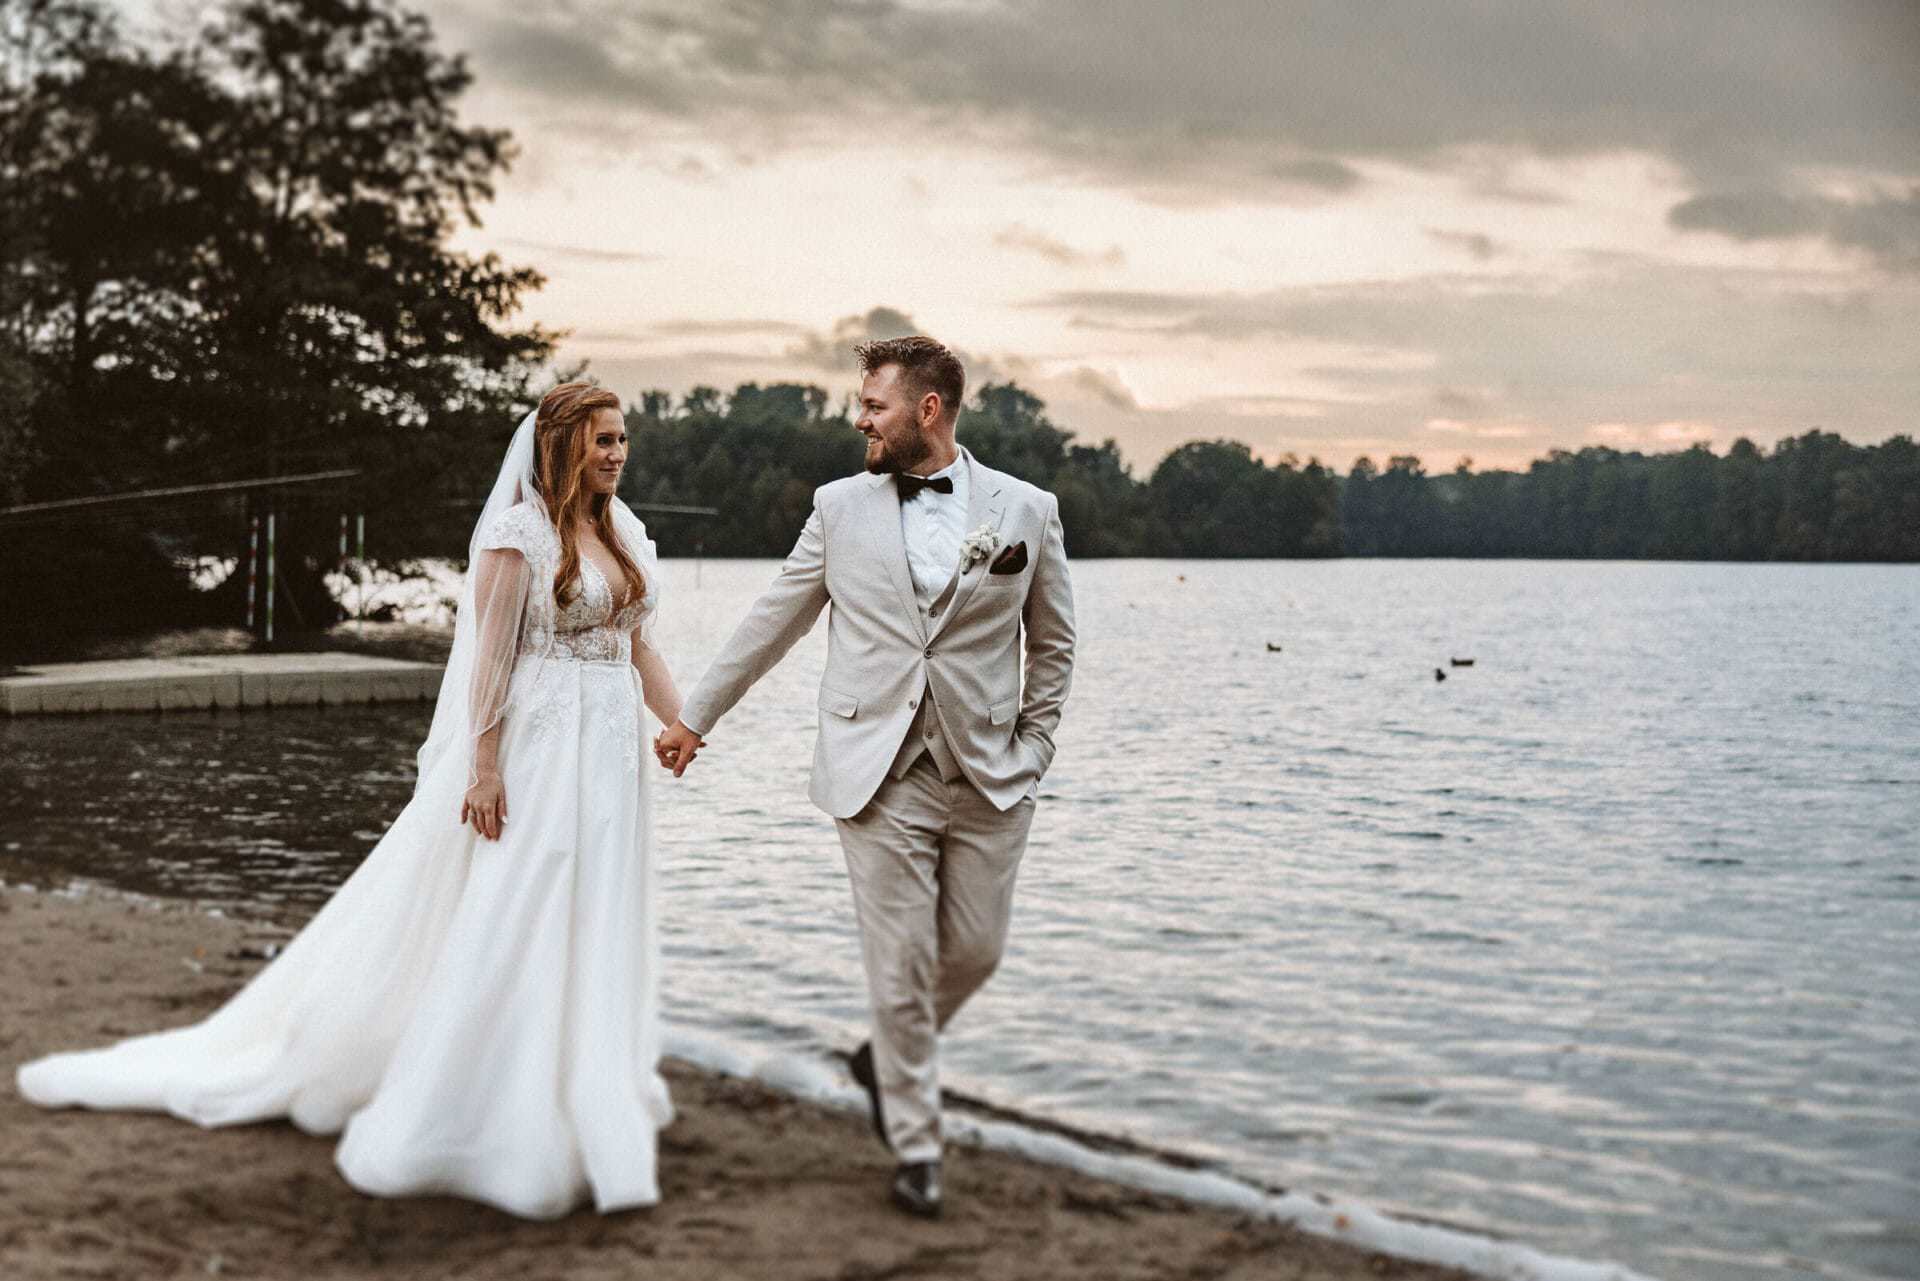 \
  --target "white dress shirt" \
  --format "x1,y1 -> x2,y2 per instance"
898,450 -> 970,609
